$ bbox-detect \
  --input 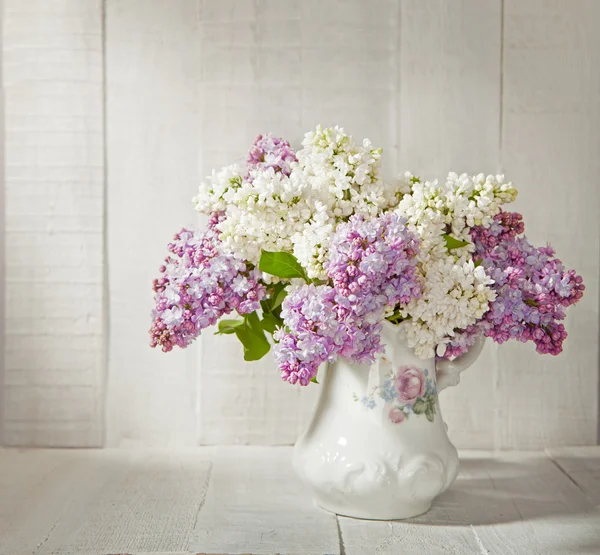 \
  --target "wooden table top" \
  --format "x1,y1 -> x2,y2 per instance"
1,446 -> 598,555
